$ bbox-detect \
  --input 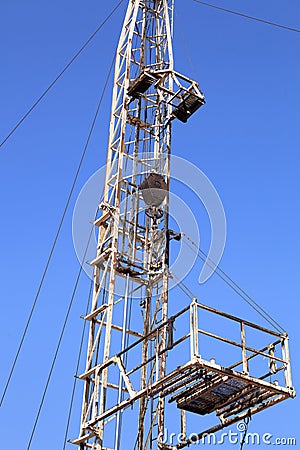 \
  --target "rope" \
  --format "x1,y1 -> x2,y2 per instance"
170,271 -> 197,301
182,232 -> 286,334
174,10 -> 198,80
240,412 -> 252,450
0,55 -> 115,408
193,1 -> 300,34
0,0 -> 124,149
26,225 -> 94,450
62,279 -> 93,450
